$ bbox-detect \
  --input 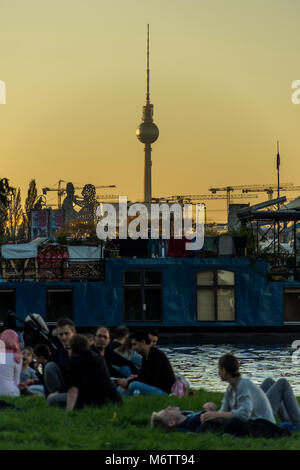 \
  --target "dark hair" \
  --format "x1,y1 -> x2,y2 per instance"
22,346 -> 34,355
130,330 -> 151,344
56,318 -> 76,330
70,335 -> 89,355
118,335 -> 133,356
85,332 -> 94,339
95,326 -> 110,337
148,328 -> 159,337
33,344 -> 51,360
113,326 -> 129,340
219,354 -> 240,378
